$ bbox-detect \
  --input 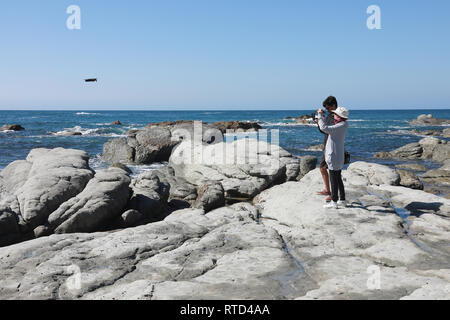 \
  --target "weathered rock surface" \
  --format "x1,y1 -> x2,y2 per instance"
103,121 -> 266,165
6,148 -> 94,229
152,167 -> 198,206
127,172 -> 170,223
144,120 -> 262,133
169,139 -> 302,200
193,182 -> 225,212
0,148 -> 95,246
0,160 -> 32,194
209,121 -> 262,133
298,156 -> 318,180
0,203 -> 308,300
47,168 -> 131,234
409,114 -> 450,126
103,122 -> 220,165
422,160 -> 450,187
133,127 -> 178,164
344,162 -> 400,186
0,161 -> 448,299
443,128 -> 450,138
254,168 -> 450,300
102,138 -> 135,164
114,210 -> 143,228
374,137 -> 450,163
0,194 -> 22,246
397,170 -> 424,190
